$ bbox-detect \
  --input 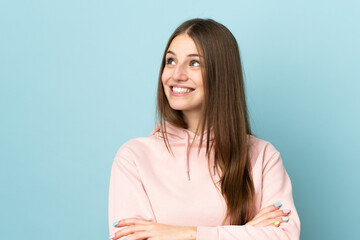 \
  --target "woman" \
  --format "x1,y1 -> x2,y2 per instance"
108,18 -> 300,240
